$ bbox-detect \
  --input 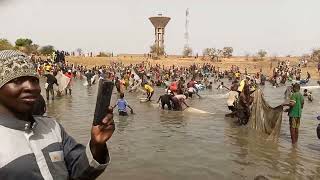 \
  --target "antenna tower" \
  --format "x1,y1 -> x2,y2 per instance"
184,8 -> 190,48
